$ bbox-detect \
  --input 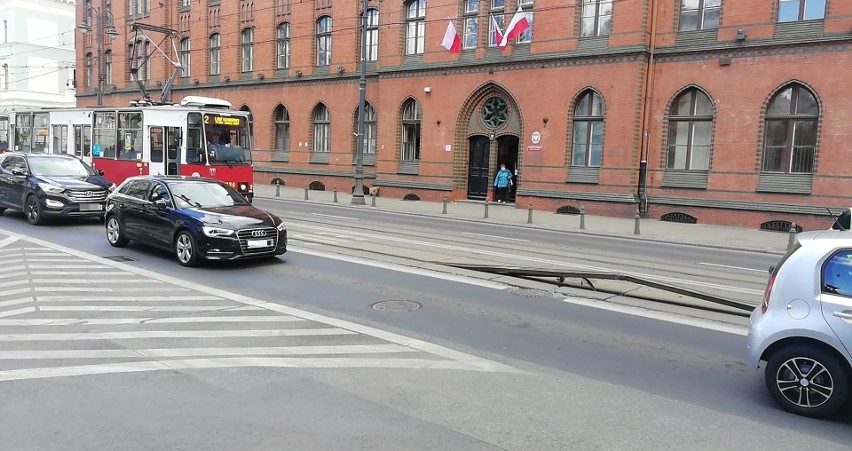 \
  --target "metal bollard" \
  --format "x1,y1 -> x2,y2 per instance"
442,196 -> 448,214
370,193 -> 376,207
275,180 -> 281,197
304,186 -> 309,201
580,206 -> 586,230
333,187 -> 338,203
787,222 -> 798,250
527,205 -> 533,224
484,201 -> 489,219
633,209 -> 641,235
